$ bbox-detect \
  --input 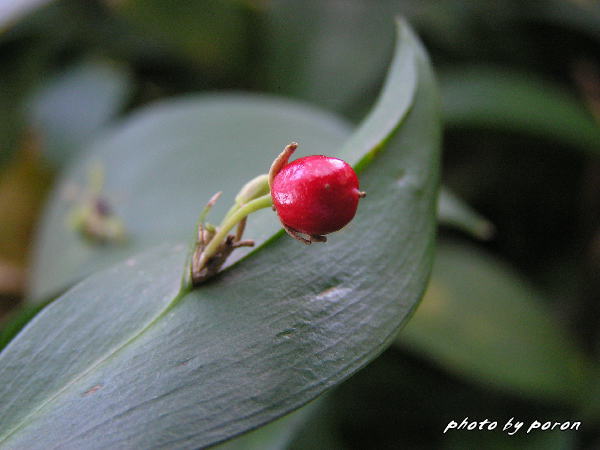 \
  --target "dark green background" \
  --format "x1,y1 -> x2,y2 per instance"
0,1 -> 598,448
